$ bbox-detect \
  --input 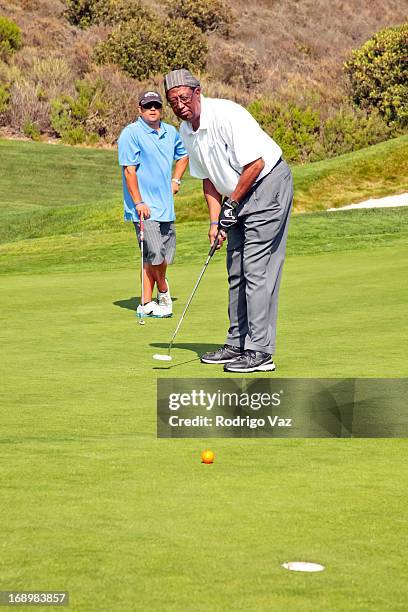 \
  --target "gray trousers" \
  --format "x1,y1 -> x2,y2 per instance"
225,159 -> 293,355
